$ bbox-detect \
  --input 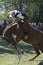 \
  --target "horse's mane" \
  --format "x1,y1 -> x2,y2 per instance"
28,23 -> 43,33
29,23 -> 38,30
